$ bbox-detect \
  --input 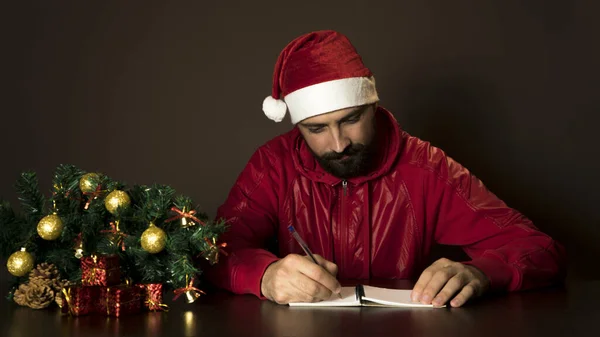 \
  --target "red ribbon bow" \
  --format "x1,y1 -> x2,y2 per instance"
83,184 -> 104,210
165,206 -> 206,226
173,276 -> 205,301
100,221 -> 127,251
